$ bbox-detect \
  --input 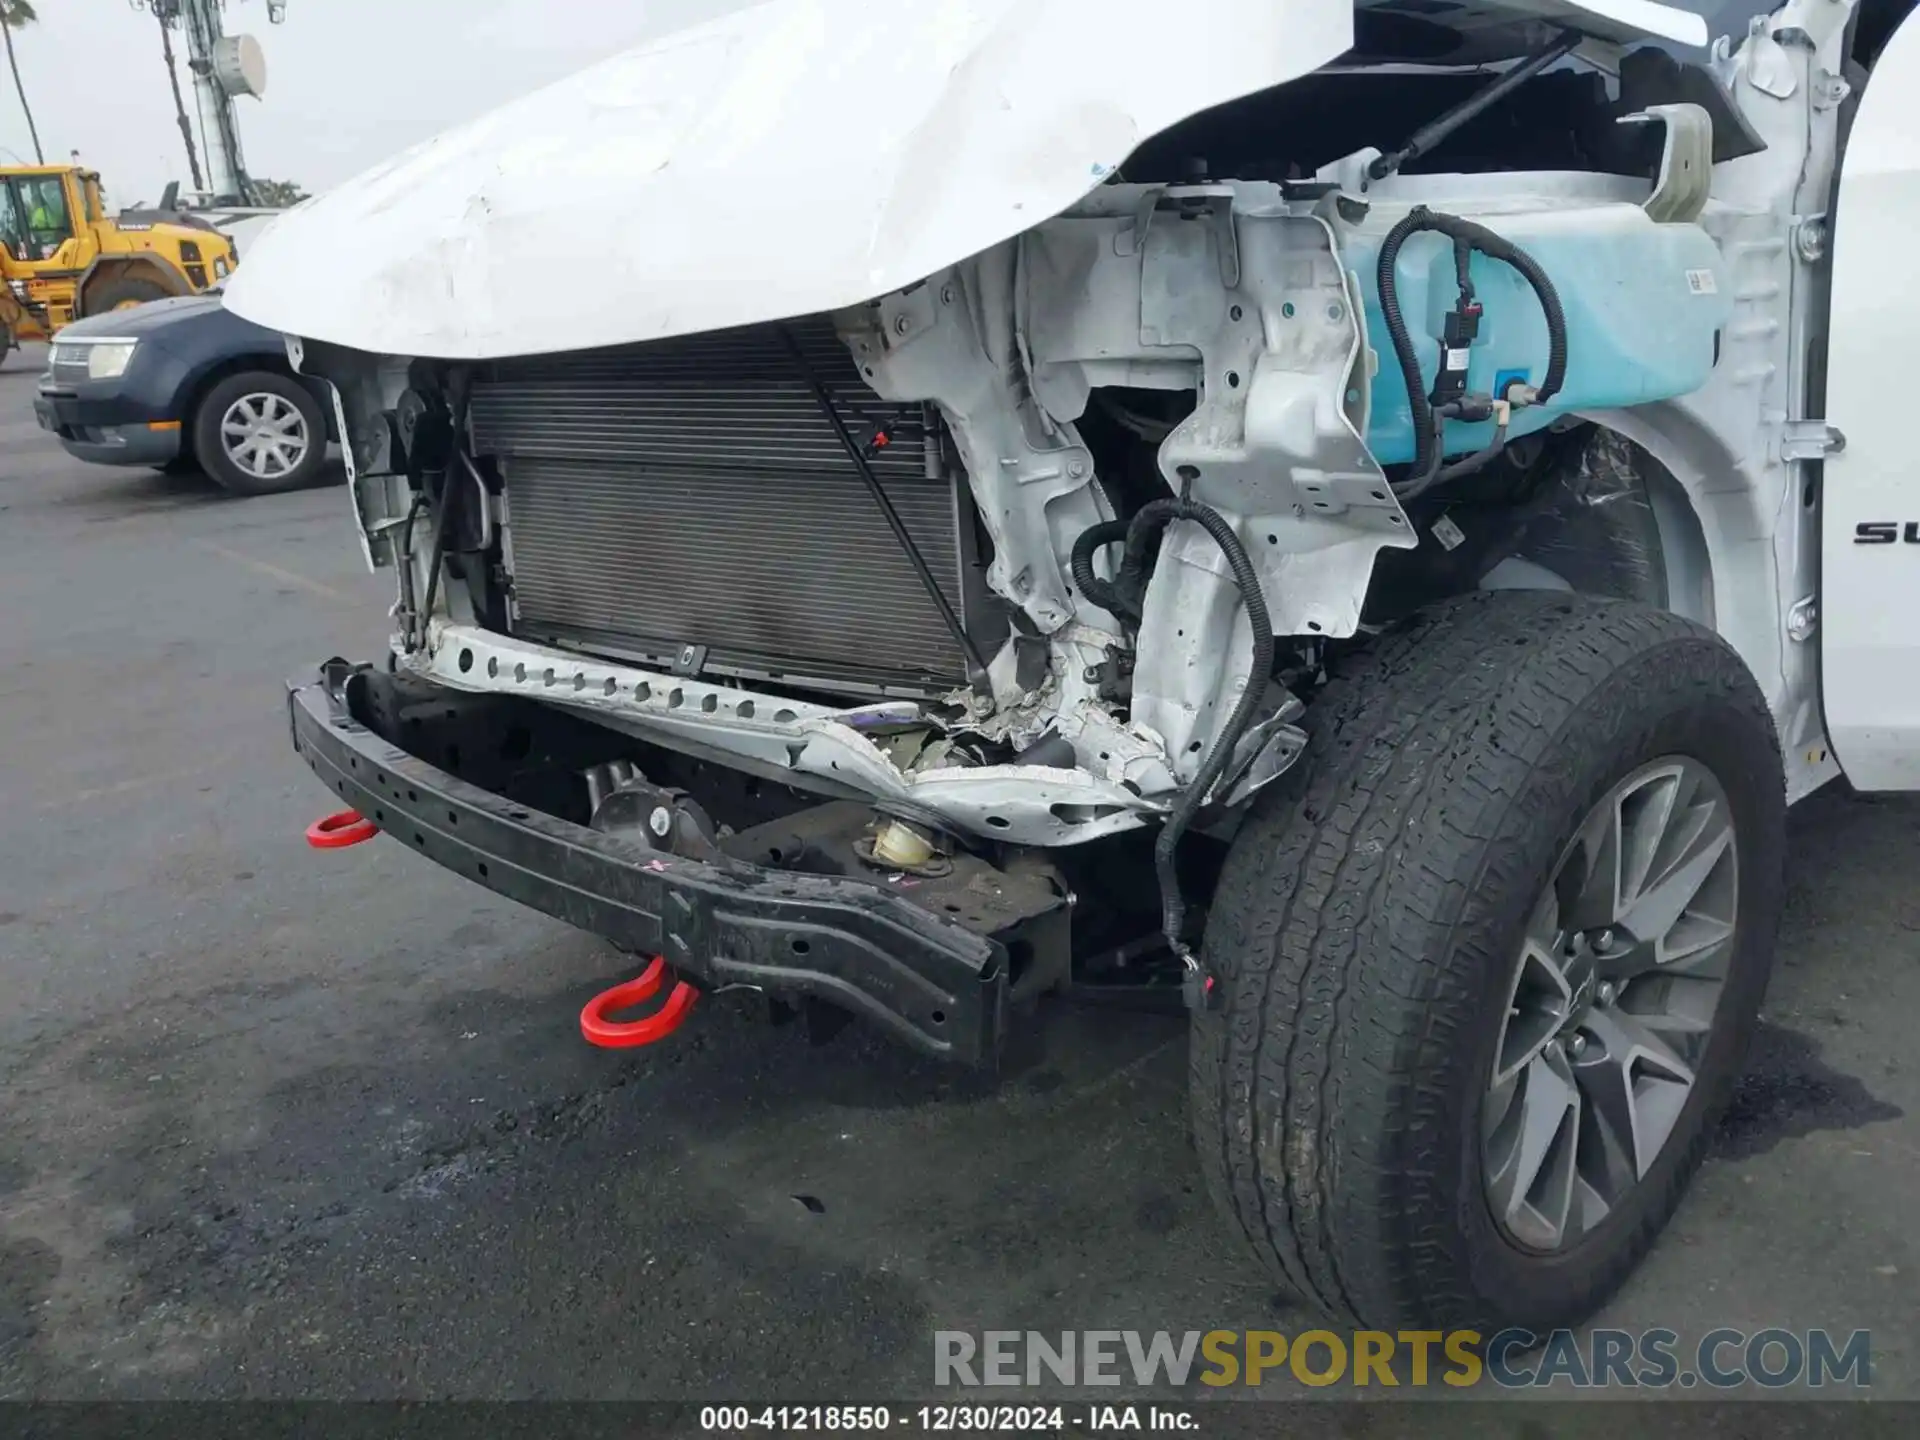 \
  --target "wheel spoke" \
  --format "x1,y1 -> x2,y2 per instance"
1627,833 -> 1732,956
1570,1045 -> 1640,1204
1484,1068 -> 1522,1146
1572,1172 -> 1613,1236
1620,768 -> 1743,960
1588,1003 -> 1695,1083
1581,1005 -> 1695,1177
1617,769 -> 1683,908
1662,918 -> 1735,981
1626,994 -> 1717,1069
1493,940 -> 1573,1085
1555,802 -> 1621,934
1487,1048 -> 1581,1249
1572,1039 -> 1651,1187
